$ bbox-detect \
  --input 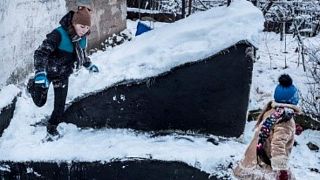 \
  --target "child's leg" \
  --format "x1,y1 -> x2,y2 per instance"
27,77 -> 49,107
47,78 -> 69,134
